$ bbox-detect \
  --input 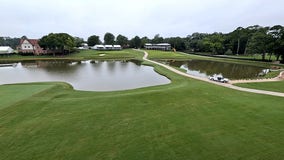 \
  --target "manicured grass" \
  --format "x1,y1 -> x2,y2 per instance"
68,49 -> 143,60
146,50 -> 192,60
0,84 -> 55,109
0,49 -> 143,61
1,50 -> 284,159
235,81 -> 284,93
